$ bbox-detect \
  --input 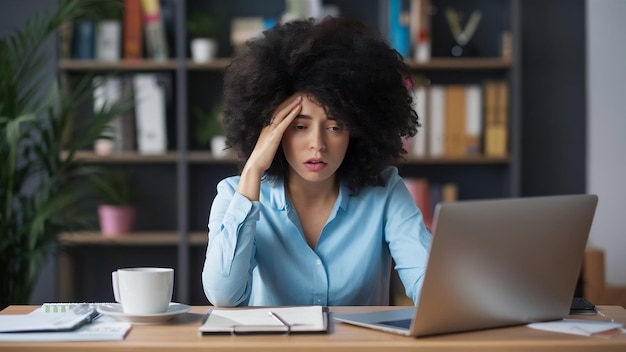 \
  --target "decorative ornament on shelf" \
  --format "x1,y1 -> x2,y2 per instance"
444,7 -> 482,57
187,12 -> 219,63
193,103 -> 231,159
90,168 -> 139,237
